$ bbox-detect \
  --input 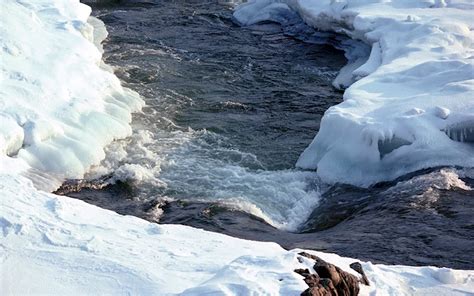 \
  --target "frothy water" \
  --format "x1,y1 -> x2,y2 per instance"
84,0 -> 345,231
